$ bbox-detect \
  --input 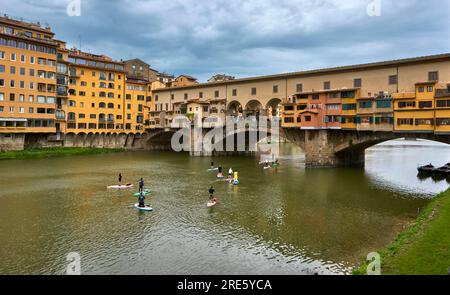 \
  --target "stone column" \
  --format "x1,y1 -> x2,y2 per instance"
303,130 -> 341,167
